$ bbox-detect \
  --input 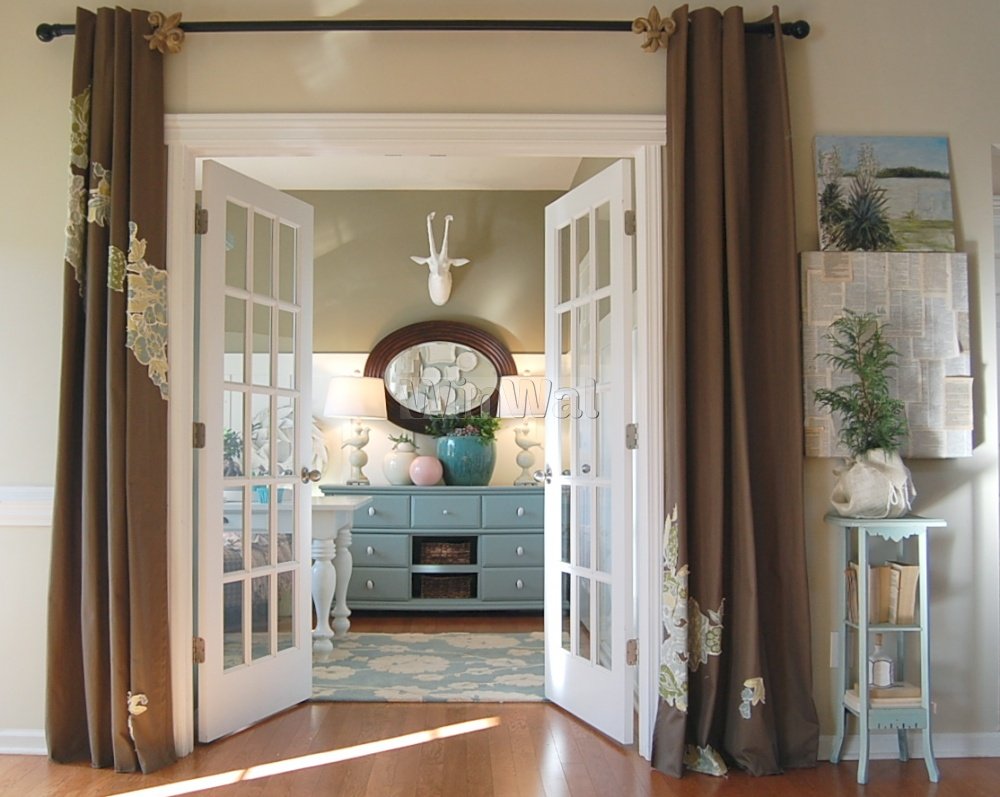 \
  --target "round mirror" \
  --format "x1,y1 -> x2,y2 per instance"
365,321 -> 517,433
